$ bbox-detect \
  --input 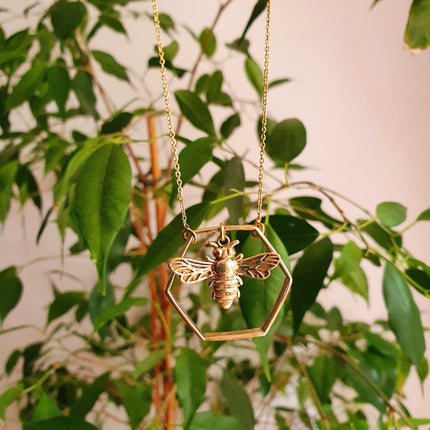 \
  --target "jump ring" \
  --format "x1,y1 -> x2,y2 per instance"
183,228 -> 197,243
